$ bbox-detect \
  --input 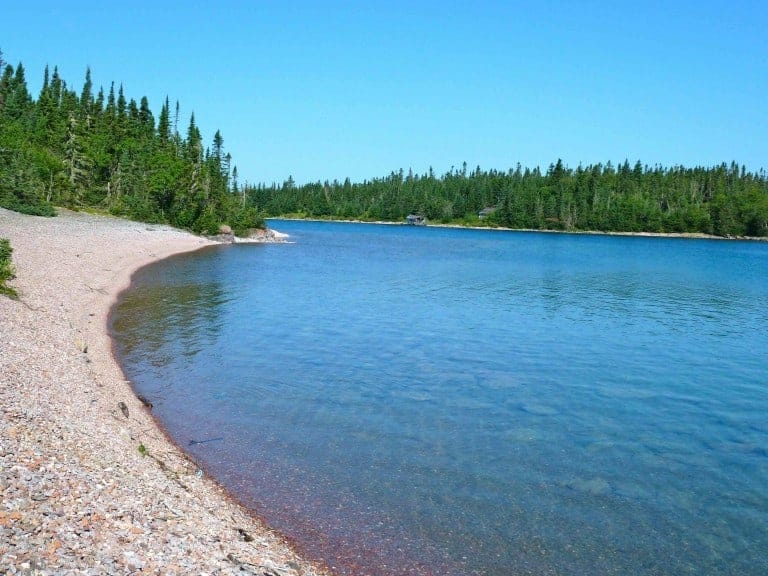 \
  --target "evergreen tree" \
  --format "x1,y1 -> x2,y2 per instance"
138,96 -> 154,134
80,67 -> 93,113
212,129 -> 223,162
157,96 -> 170,143
117,84 -> 127,121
